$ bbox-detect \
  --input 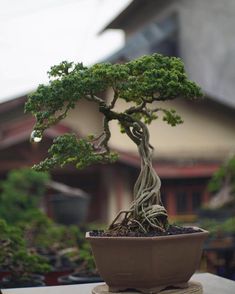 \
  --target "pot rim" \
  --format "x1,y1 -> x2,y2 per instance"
86,227 -> 209,241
